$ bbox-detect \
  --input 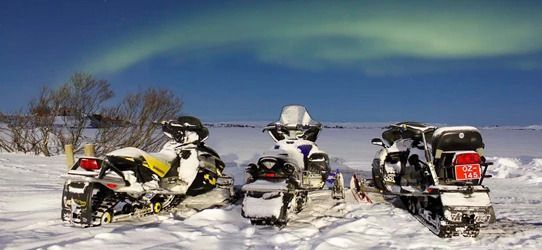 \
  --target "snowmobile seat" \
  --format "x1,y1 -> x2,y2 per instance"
432,126 -> 484,160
